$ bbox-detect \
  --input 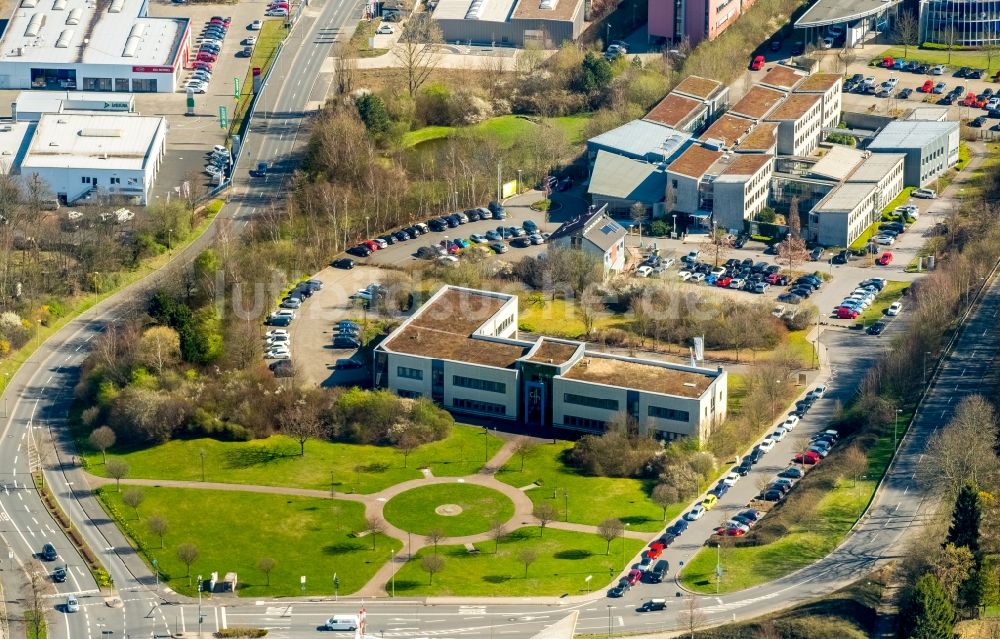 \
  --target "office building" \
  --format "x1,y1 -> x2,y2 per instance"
867,119 -> 959,186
